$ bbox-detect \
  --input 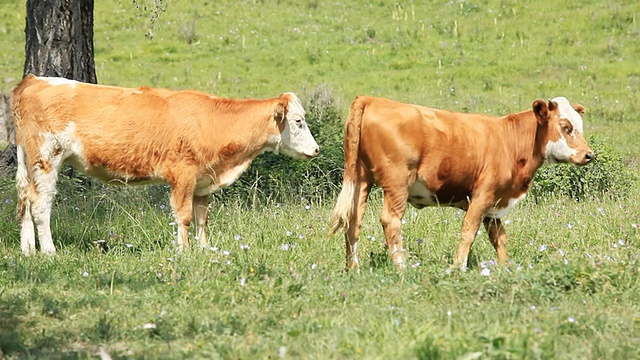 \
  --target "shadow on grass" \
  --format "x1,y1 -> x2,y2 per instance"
0,292 -> 108,359
0,292 -> 26,356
